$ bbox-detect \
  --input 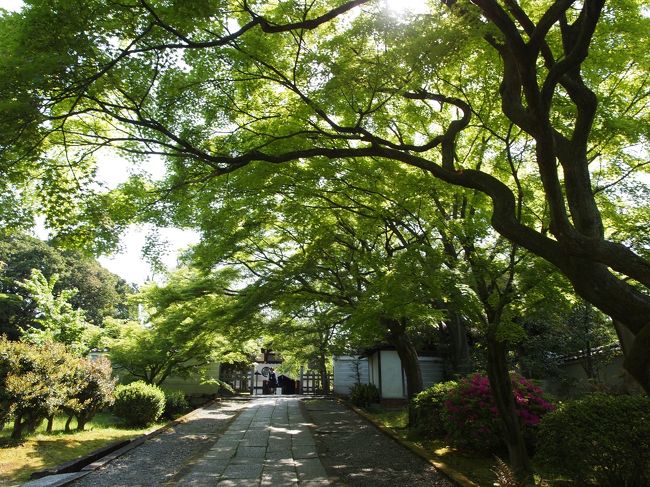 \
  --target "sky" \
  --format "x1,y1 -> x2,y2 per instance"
34,152 -> 200,285
0,0 -> 21,11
